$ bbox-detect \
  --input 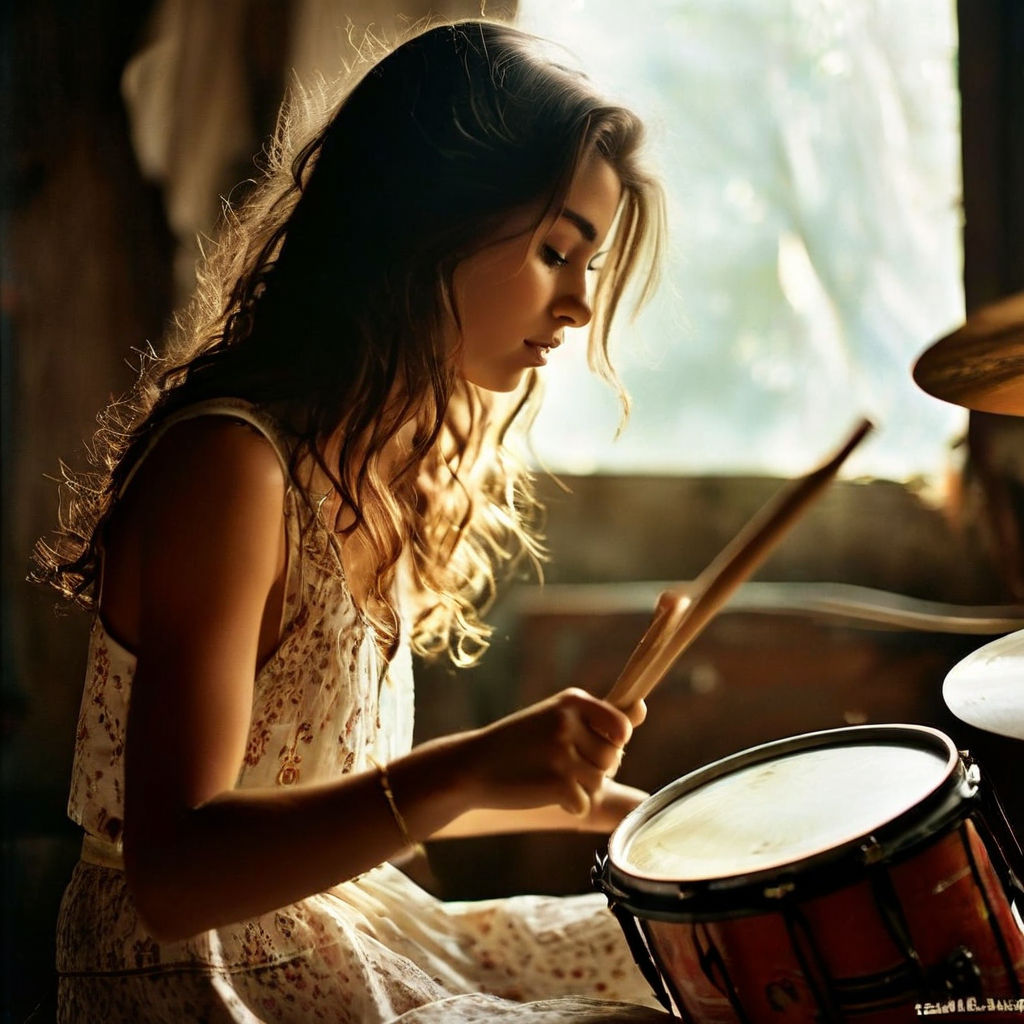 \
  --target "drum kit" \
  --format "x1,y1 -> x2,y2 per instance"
594,295 -> 1024,1022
